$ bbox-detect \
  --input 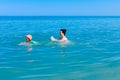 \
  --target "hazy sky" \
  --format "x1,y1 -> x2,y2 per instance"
0,0 -> 120,16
